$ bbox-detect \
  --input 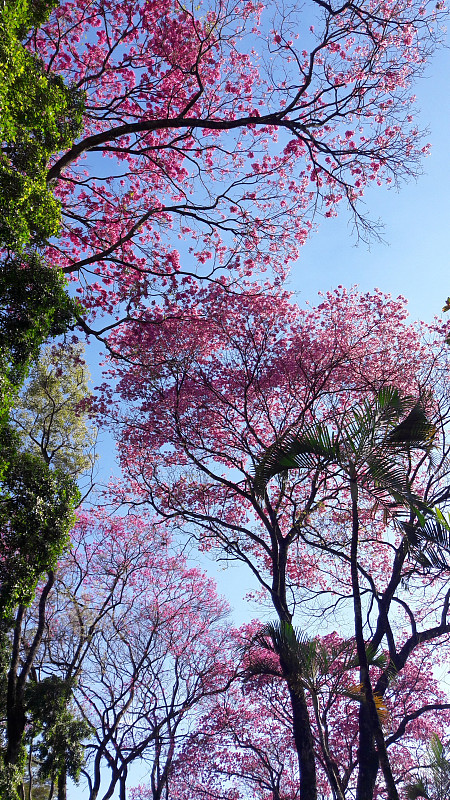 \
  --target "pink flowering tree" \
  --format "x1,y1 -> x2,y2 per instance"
24,508 -> 235,800
131,628 -> 450,800
28,0 -> 445,331
101,285 -> 450,799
